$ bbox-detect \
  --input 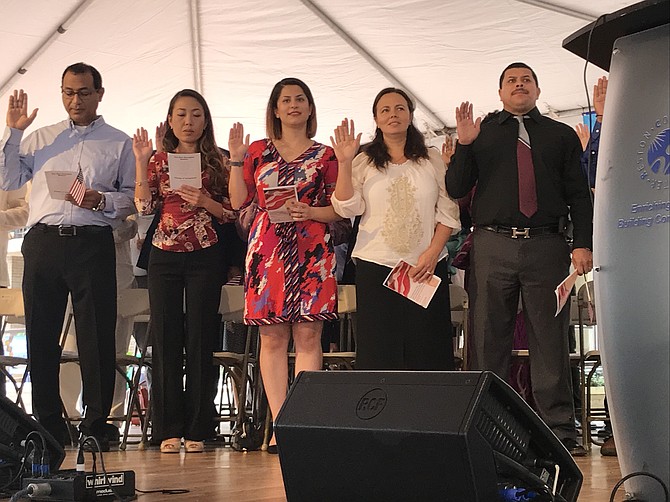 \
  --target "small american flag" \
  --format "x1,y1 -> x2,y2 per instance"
69,168 -> 87,205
